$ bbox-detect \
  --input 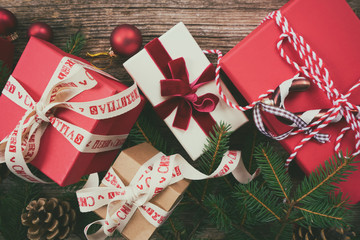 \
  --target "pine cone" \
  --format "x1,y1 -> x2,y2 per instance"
293,225 -> 356,240
0,164 -> 9,184
21,198 -> 76,240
